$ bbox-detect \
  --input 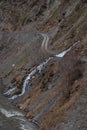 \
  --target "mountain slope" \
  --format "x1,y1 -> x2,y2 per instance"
0,0 -> 87,130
